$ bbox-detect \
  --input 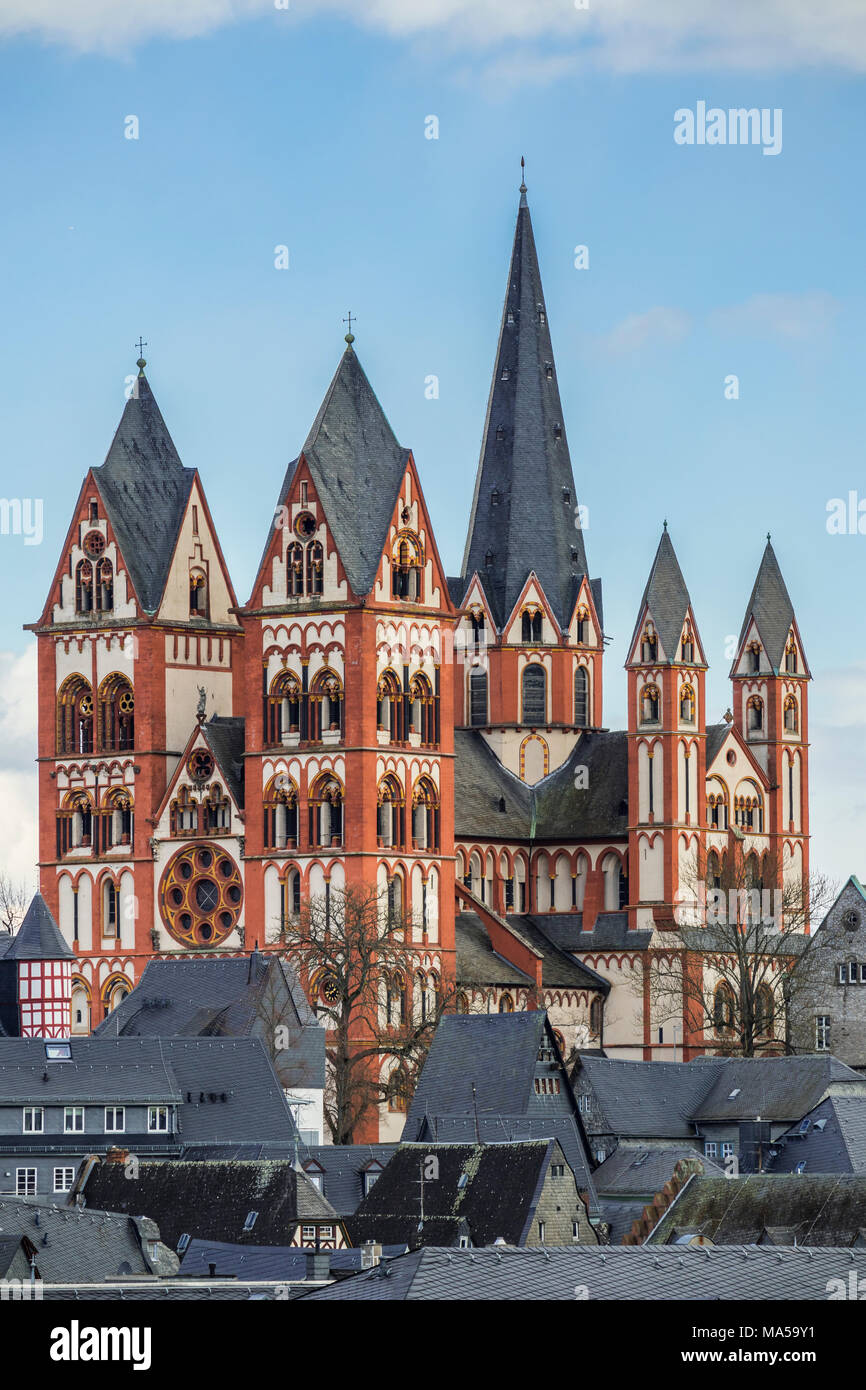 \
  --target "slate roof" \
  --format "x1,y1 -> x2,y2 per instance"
454,727 -> 629,842
0,1037 -> 299,1145
203,716 -> 246,810
265,346 -> 410,600
92,954 -> 324,1091
403,1012 -> 570,1138
691,1054 -> 863,1123
297,1145 -> 398,1215
0,1197 -> 177,1282
457,910 -> 609,993
40,1281 -> 304,1301
456,912 -> 533,987
414,1114 -> 597,1199
705,722 -> 730,767
765,1096 -> 866,1174
648,1173 -> 866,1246
94,373 -> 196,614
627,528 -> 695,663
6,894 -> 73,962
592,1144 -> 724,1196
346,1140 -> 563,1249
301,1242 -> 866,1301
735,540 -> 799,676
576,1057 -> 723,1139
0,933 -> 13,960
460,188 -> 590,630
178,1239 -> 406,1281
81,1159 -> 340,1251
533,912 -> 652,954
